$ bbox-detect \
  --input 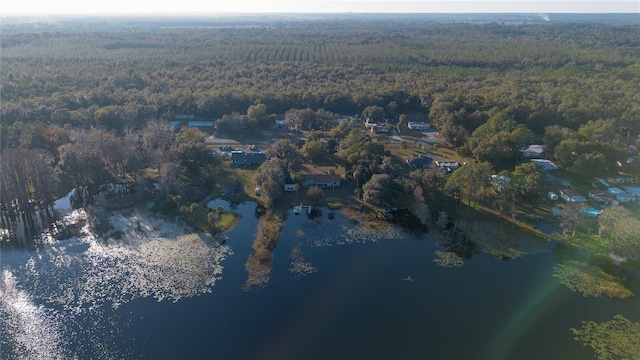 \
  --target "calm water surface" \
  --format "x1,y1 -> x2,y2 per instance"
1,200 -> 638,359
